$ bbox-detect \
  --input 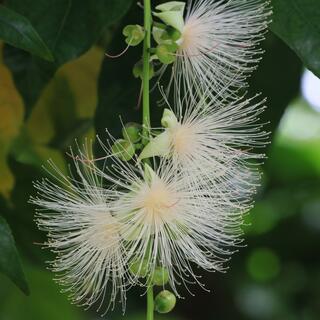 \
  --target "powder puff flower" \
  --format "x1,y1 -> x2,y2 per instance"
30,153 -> 128,315
154,0 -> 272,97
138,93 -> 268,202
91,141 -> 251,294
31,139 -> 250,310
